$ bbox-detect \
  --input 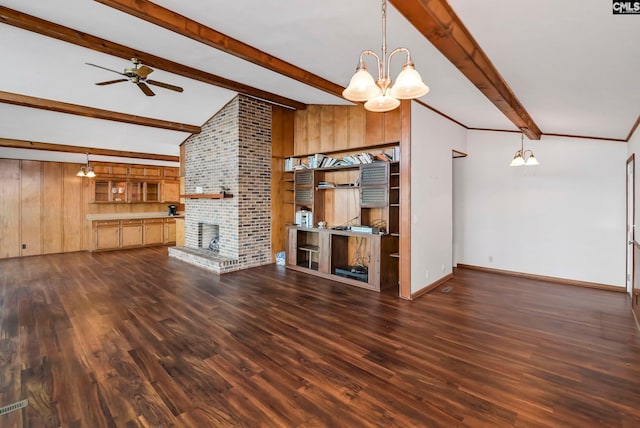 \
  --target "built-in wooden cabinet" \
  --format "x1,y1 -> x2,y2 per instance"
121,220 -> 143,248
285,155 -> 399,292
89,162 -> 180,204
95,220 -> 121,250
164,218 -> 177,244
144,219 -> 164,245
90,217 -> 178,251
